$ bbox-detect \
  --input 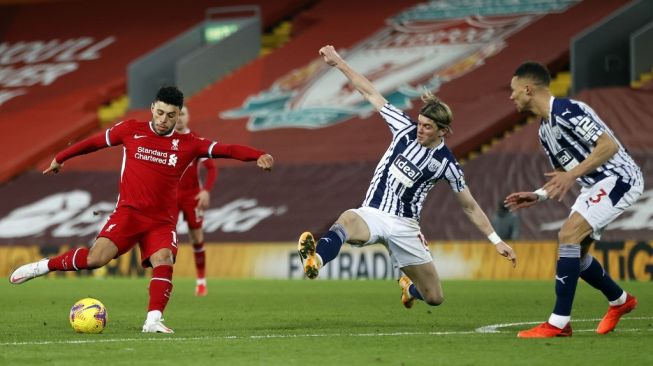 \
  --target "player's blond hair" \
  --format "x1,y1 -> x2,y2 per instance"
419,90 -> 453,134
